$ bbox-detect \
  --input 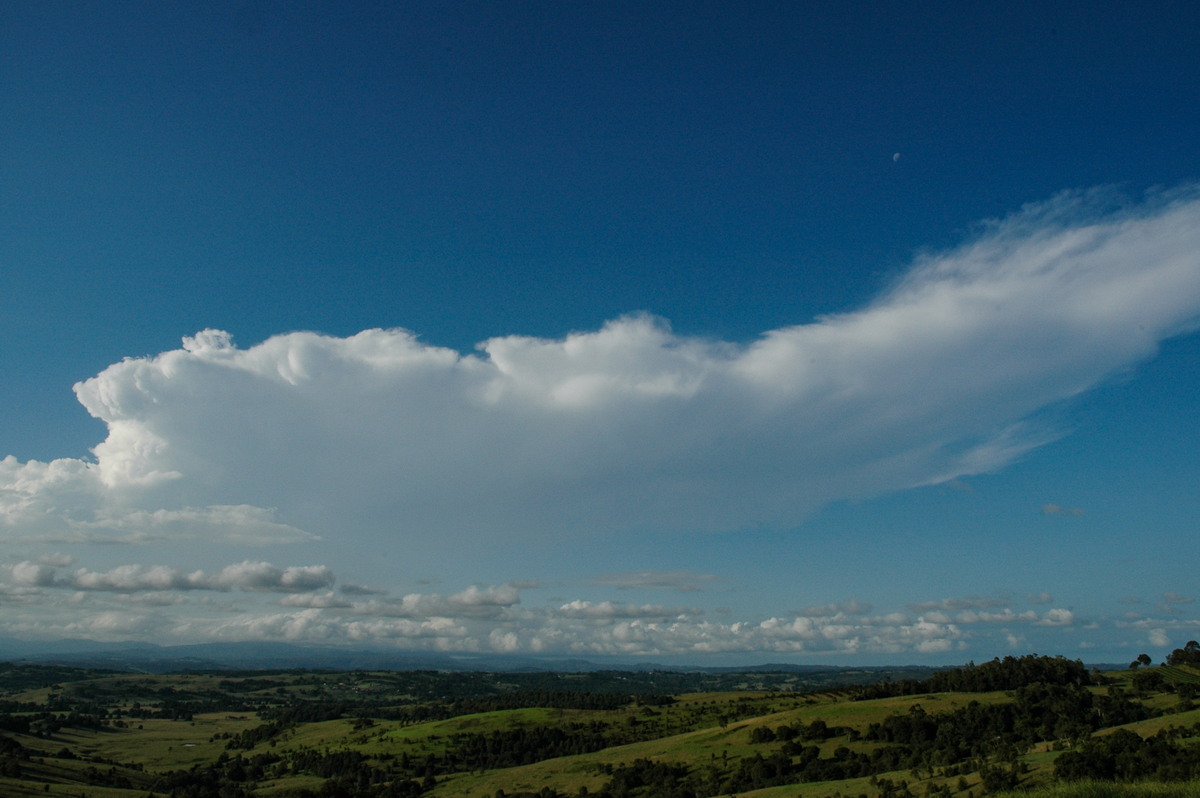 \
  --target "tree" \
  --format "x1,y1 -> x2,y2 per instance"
1166,641 -> 1200,666
1131,669 -> 1166,694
